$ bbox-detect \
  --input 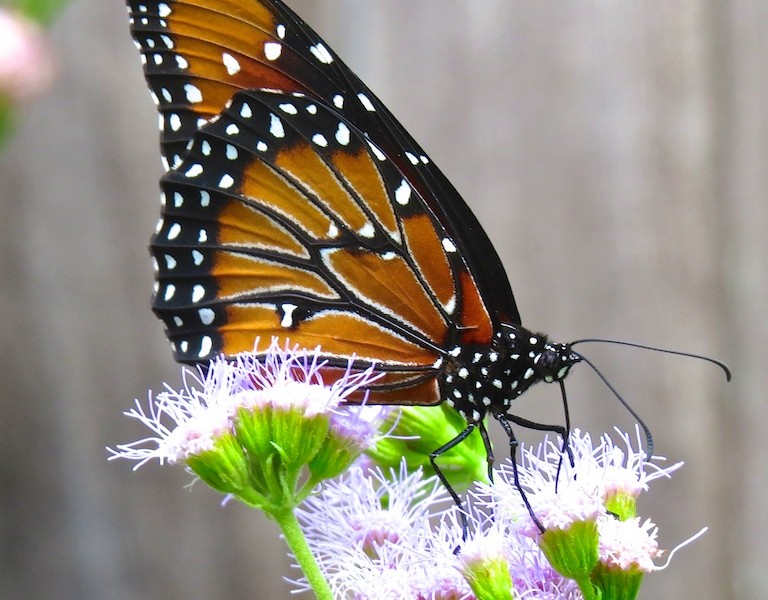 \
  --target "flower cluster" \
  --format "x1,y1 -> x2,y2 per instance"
110,340 -> 388,512
470,429 -> 683,600
112,344 -> 699,600
294,427 -> 682,600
